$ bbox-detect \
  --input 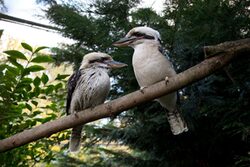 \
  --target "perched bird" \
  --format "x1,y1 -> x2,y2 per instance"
113,26 -> 188,135
66,52 -> 127,152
